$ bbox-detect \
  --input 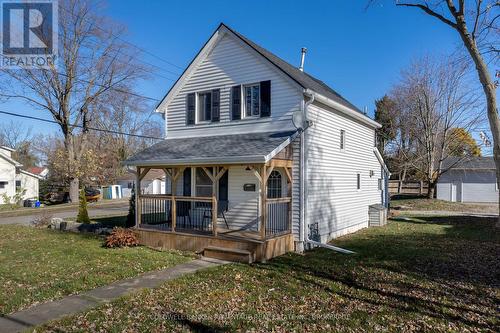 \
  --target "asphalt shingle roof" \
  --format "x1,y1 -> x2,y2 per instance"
224,24 -> 362,113
442,156 -> 495,170
124,131 -> 296,166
